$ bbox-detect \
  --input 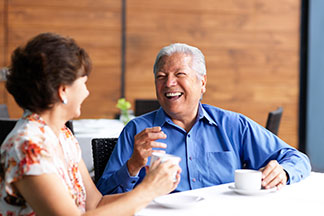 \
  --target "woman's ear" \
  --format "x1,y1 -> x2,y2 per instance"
58,85 -> 68,104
